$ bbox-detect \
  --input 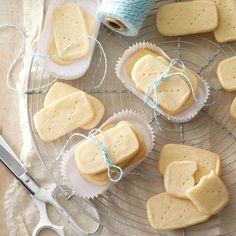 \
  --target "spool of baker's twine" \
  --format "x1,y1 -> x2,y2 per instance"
98,0 -> 154,36
0,24 -> 107,94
